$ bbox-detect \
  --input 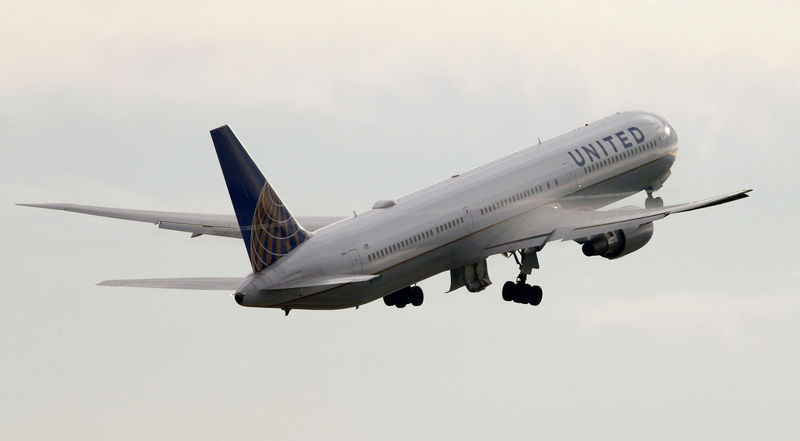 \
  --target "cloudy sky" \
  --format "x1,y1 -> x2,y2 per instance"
2,1 -> 798,440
